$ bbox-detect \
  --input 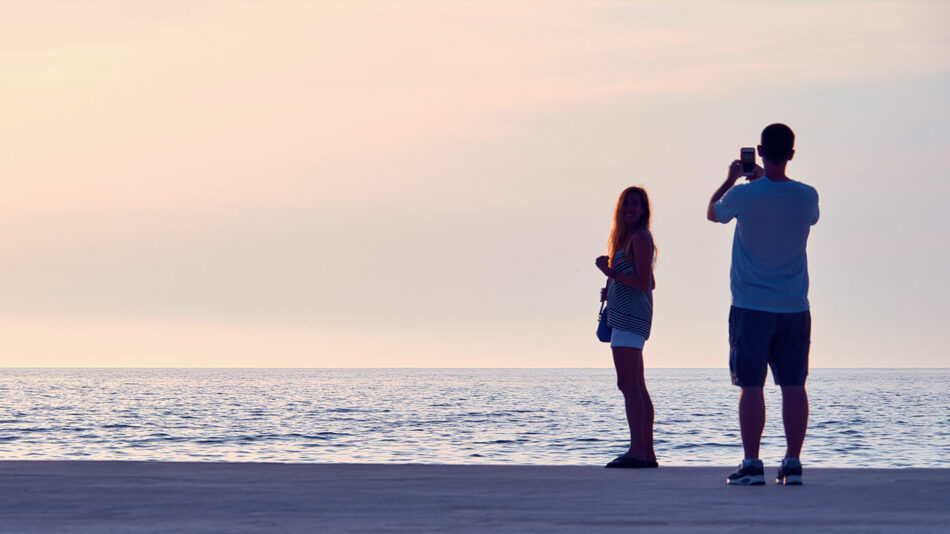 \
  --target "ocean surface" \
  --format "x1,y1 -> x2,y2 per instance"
0,368 -> 947,468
